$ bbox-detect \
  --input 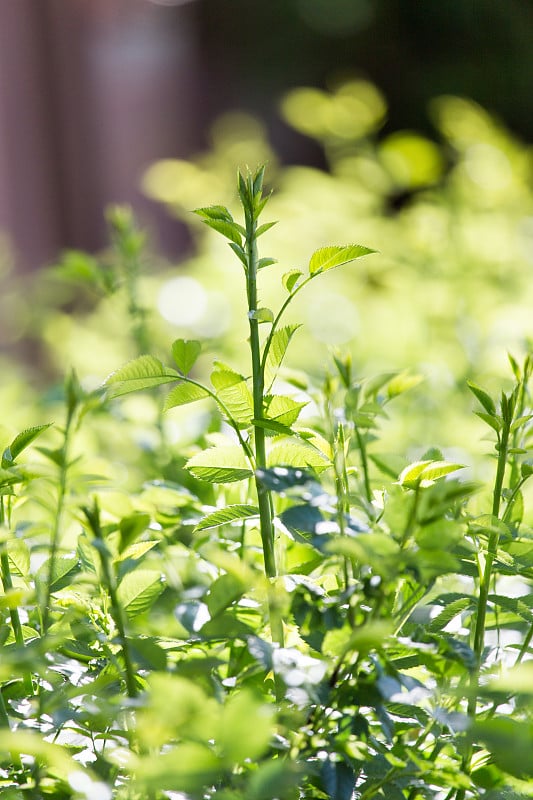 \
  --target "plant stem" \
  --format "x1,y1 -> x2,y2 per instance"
244,184 -> 276,581
0,500 -> 33,695
43,394 -> 76,633
83,502 -> 138,699
458,399 -> 513,797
